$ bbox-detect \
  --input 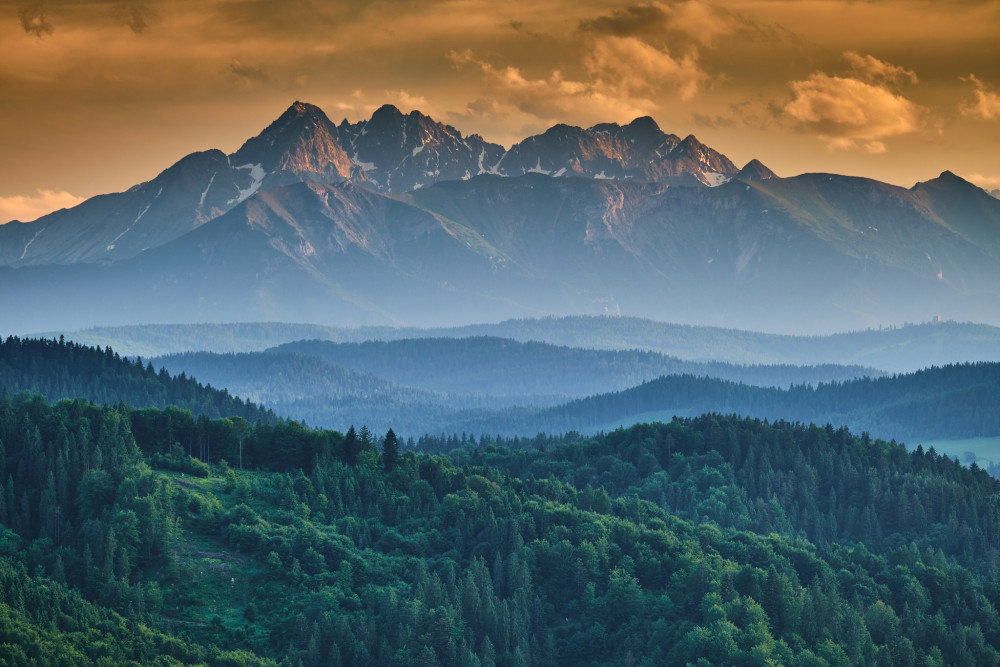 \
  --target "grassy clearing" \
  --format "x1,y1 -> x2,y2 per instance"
157,469 -> 261,633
